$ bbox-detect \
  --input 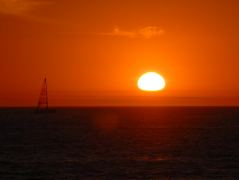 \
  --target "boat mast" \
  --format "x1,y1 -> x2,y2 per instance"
45,77 -> 48,110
